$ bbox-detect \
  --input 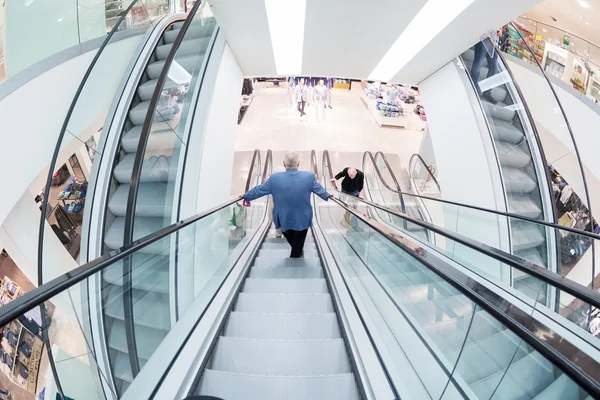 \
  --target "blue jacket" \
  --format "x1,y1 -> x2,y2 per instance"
244,170 -> 330,231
